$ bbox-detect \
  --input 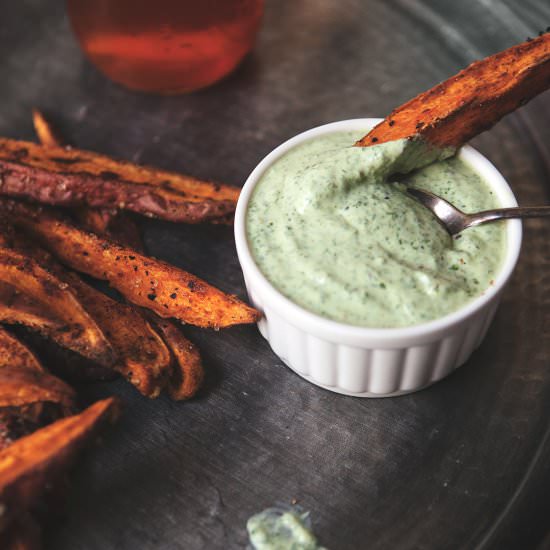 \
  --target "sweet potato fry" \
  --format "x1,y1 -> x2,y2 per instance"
0,138 -> 238,223
0,247 -> 115,366
0,327 -> 43,372
0,367 -> 75,410
356,34 -> 550,150
32,110 -> 144,249
0,397 -> 118,531
18,127 -> 240,202
146,315 -> 204,400
32,109 -> 63,148
0,200 -> 260,328
0,228 -> 171,398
